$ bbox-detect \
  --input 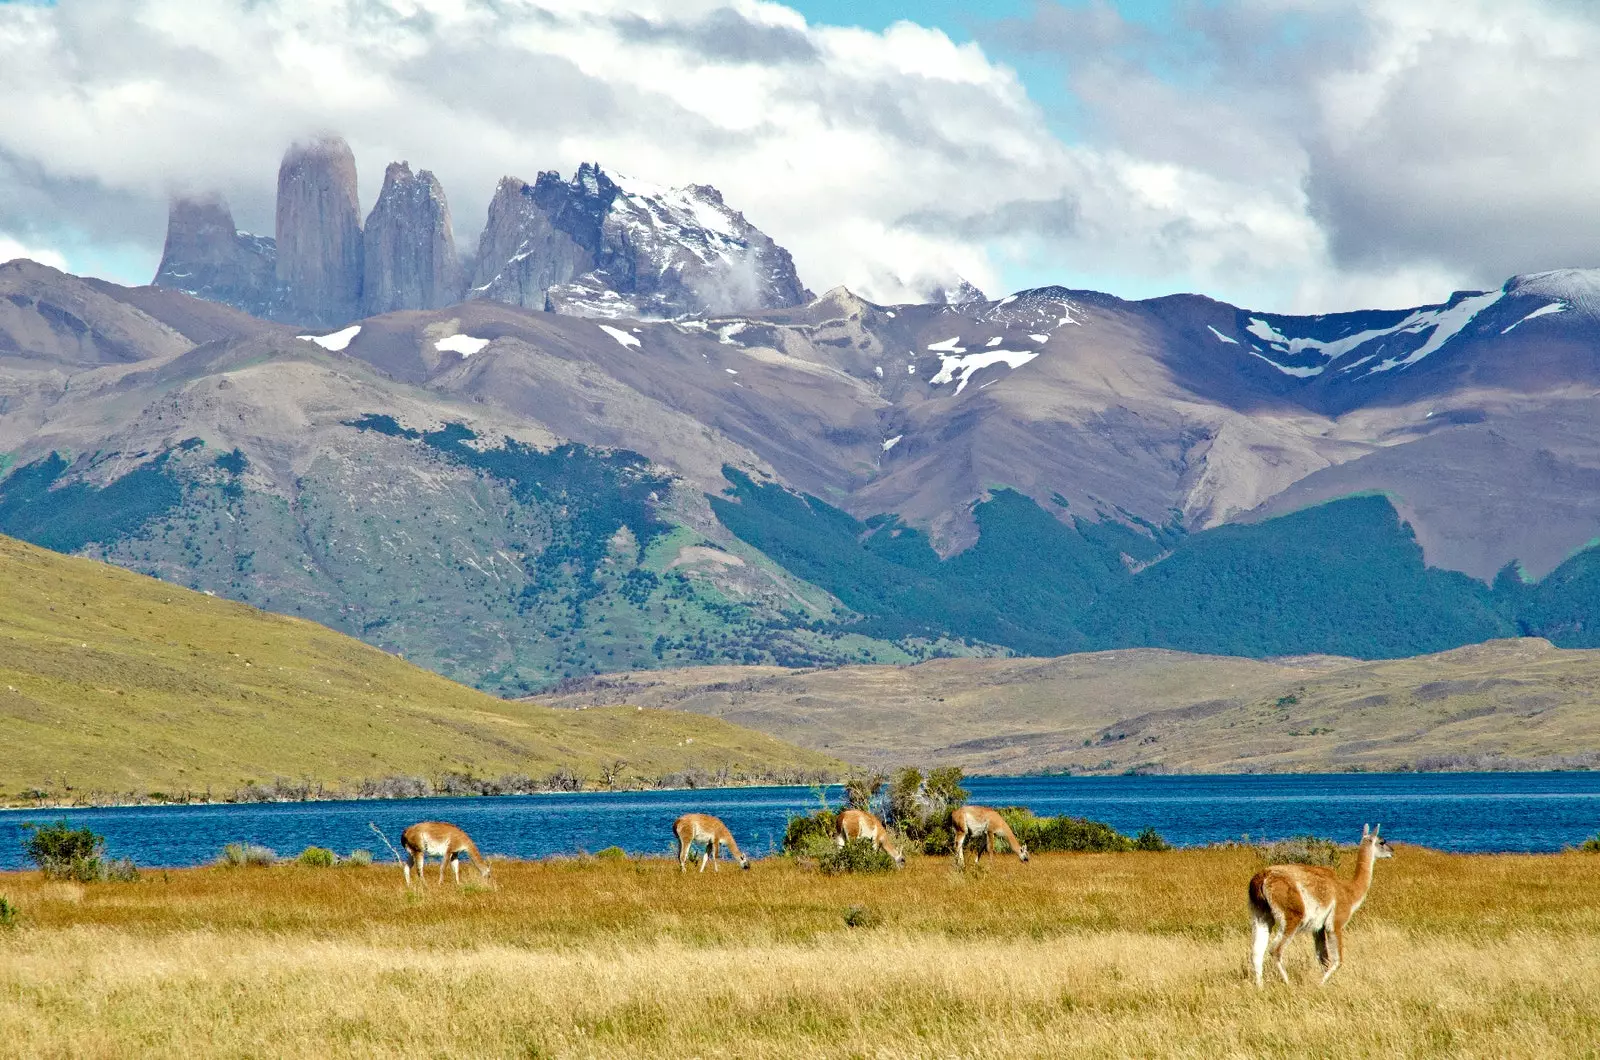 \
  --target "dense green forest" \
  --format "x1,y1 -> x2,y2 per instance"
709,471 -> 1590,660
